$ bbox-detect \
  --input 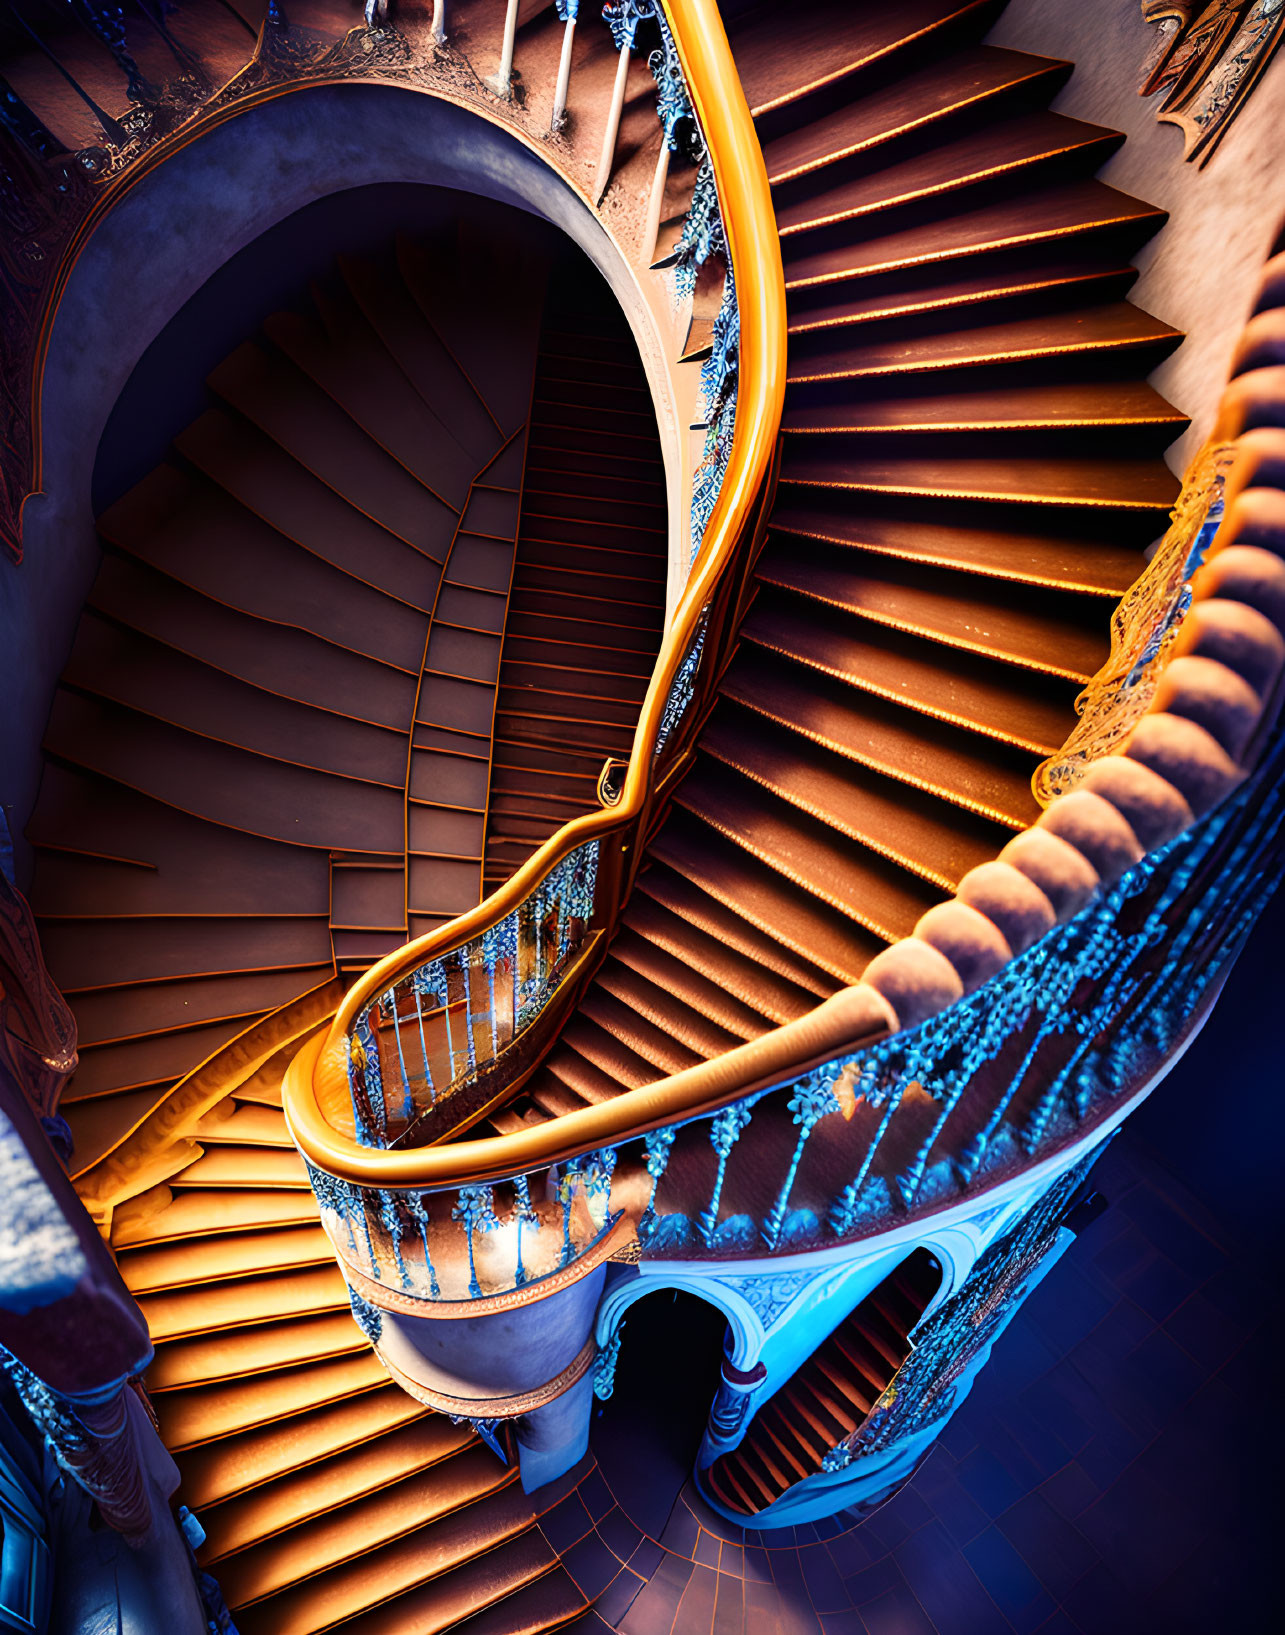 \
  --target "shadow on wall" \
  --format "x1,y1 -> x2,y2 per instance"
986,0 -> 1285,470
91,184 -> 558,515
